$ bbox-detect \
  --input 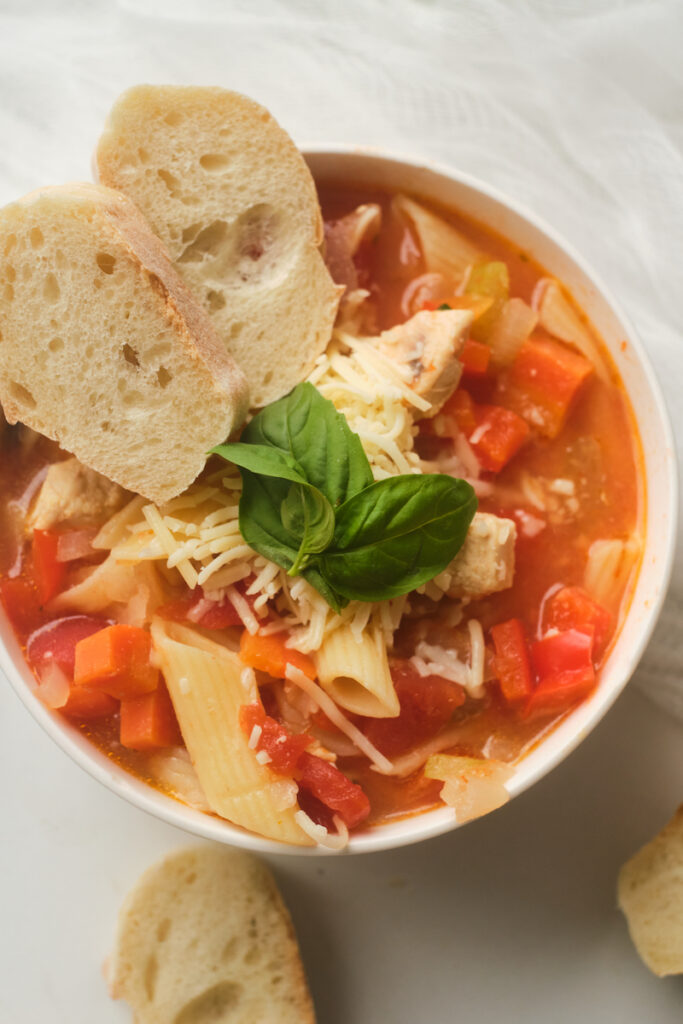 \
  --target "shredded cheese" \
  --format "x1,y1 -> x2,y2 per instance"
285,664 -> 394,774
